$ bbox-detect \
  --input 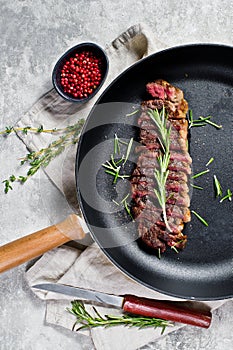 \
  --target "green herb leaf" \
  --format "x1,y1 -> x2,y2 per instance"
191,184 -> 203,190
220,189 -> 232,203
2,119 -> 85,192
37,125 -> 44,133
191,210 -> 208,227
191,169 -> 209,179
205,157 -> 214,166
213,175 -> 222,197
114,134 -> 120,156
171,246 -> 179,254
126,109 -> 139,117
123,138 -> 133,165
199,117 -> 222,129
